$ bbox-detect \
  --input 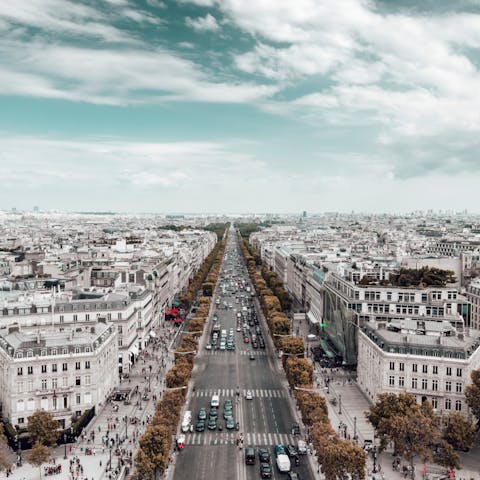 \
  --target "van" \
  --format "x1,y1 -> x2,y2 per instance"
211,395 -> 219,407
276,454 -> 291,473
181,411 -> 192,433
